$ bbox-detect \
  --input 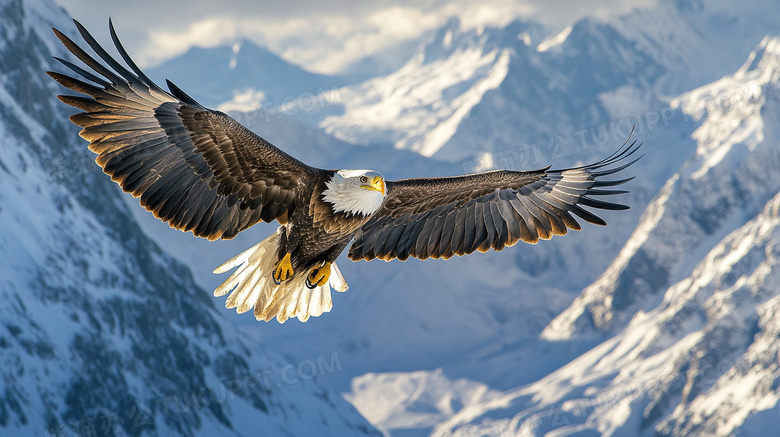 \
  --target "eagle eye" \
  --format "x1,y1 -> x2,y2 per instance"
360,176 -> 368,183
